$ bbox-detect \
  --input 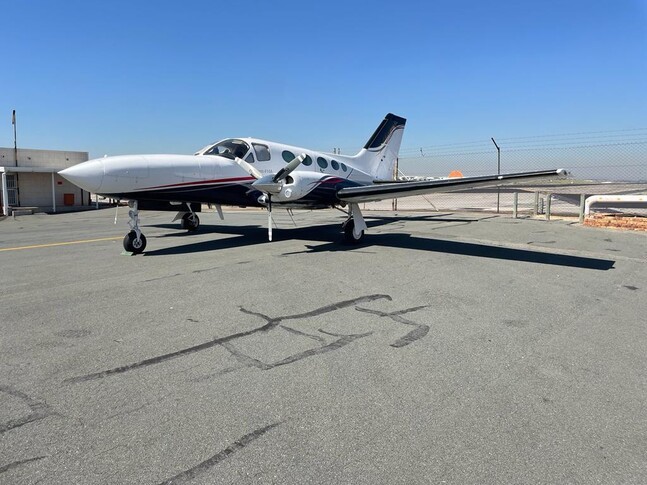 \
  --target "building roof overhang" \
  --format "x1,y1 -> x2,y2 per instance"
0,166 -> 62,173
